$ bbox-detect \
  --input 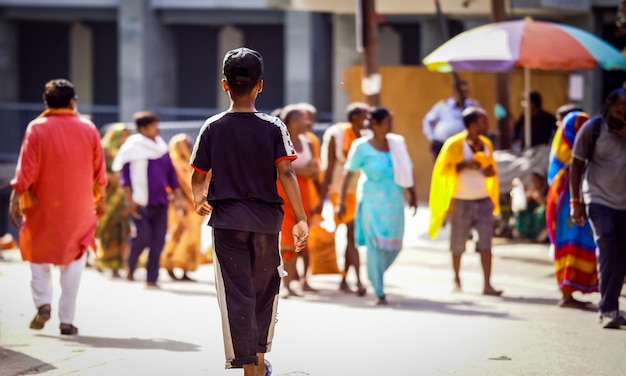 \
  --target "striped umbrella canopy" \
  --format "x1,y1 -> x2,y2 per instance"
423,18 -> 626,150
423,18 -> 626,73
